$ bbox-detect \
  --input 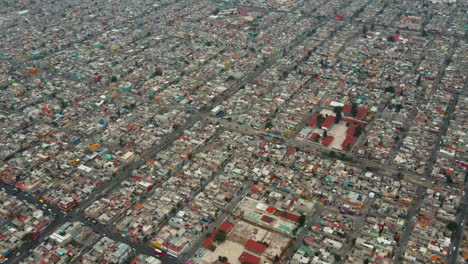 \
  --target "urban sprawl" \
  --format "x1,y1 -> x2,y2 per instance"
0,0 -> 467,264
